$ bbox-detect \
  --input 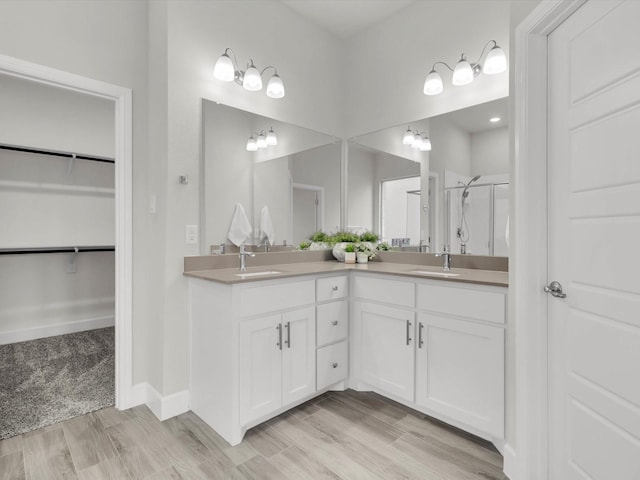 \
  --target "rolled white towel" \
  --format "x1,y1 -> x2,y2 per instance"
259,206 -> 275,245
228,203 -> 252,246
